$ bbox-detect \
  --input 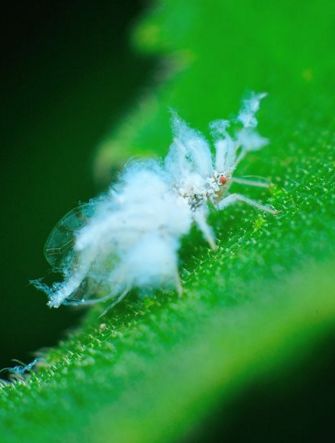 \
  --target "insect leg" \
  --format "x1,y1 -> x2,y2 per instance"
231,177 -> 270,188
99,287 -> 130,317
217,193 -> 277,214
175,271 -> 183,296
193,209 -> 217,249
